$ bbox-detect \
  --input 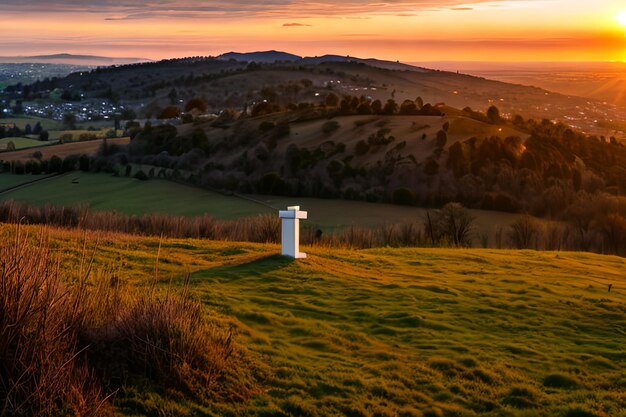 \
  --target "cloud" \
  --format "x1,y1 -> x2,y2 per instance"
0,0 -> 528,19
283,23 -> 311,27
